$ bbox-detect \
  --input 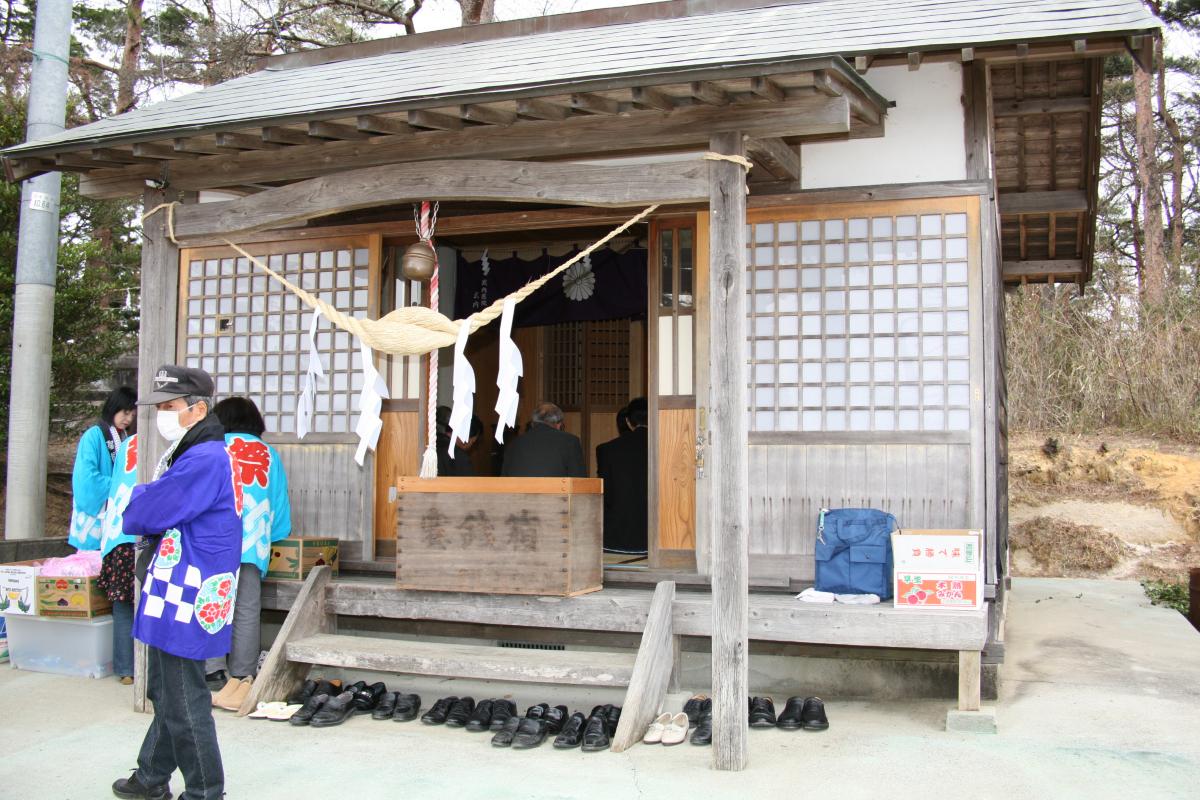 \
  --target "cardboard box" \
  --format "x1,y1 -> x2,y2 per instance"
0,560 -> 44,616
36,576 -> 112,619
892,529 -> 984,611
267,538 -> 339,581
